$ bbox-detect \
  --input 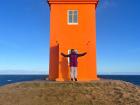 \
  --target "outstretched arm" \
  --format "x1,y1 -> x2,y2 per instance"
61,53 -> 70,57
78,52 -> 87,57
